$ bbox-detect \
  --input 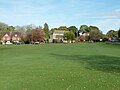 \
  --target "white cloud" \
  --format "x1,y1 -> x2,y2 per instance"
88,8 -> 120,19
90,9 -> 120,33
115,9 -> 120,12
0,0 -> 120,32
92,19 -> 120,34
